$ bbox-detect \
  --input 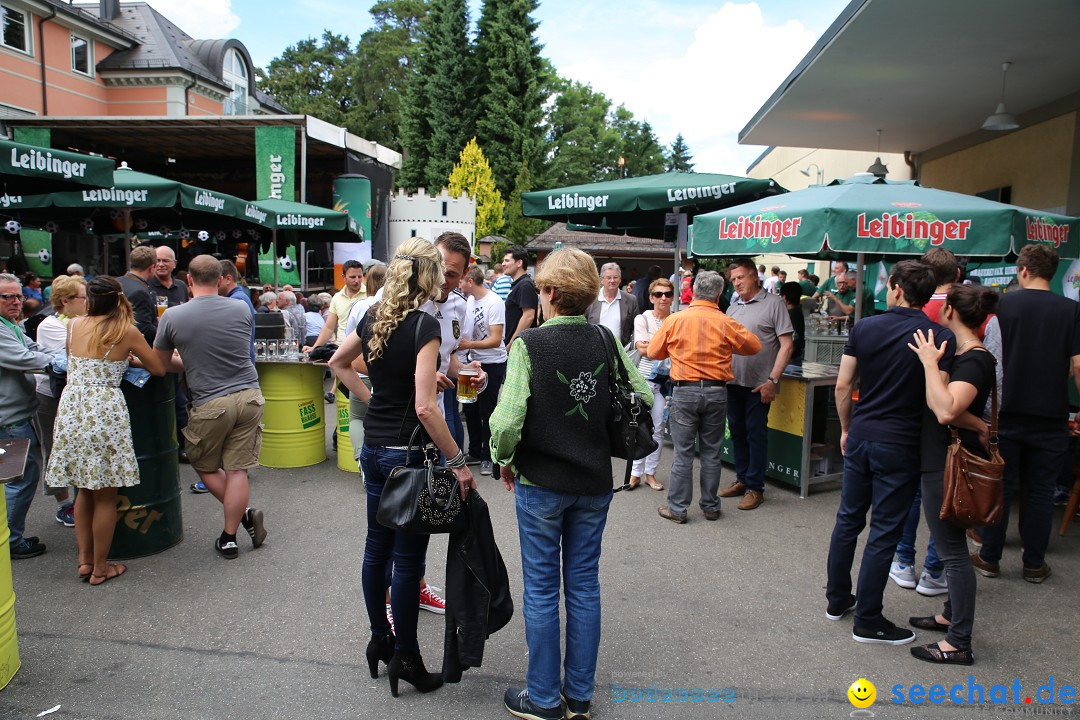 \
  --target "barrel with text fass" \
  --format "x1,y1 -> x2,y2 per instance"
111,375 -> 183,560
0,490 -> 21,689
335,389 -> 358,473
257,362 -> 326,468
